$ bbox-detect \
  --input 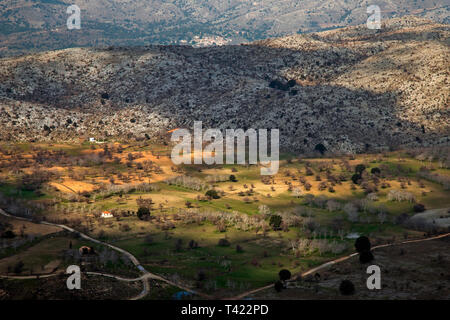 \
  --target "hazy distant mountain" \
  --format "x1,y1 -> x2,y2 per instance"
1,16 -> 448,153
1,0 -> 449,57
